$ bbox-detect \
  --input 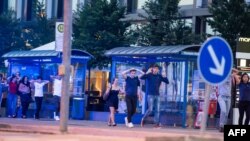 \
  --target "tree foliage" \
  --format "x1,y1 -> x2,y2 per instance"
208,0 -> 250,53
129,0 -> 204,46
73,0 -> 130,69
0,10 -> 25,65
22,0 -> 55,48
